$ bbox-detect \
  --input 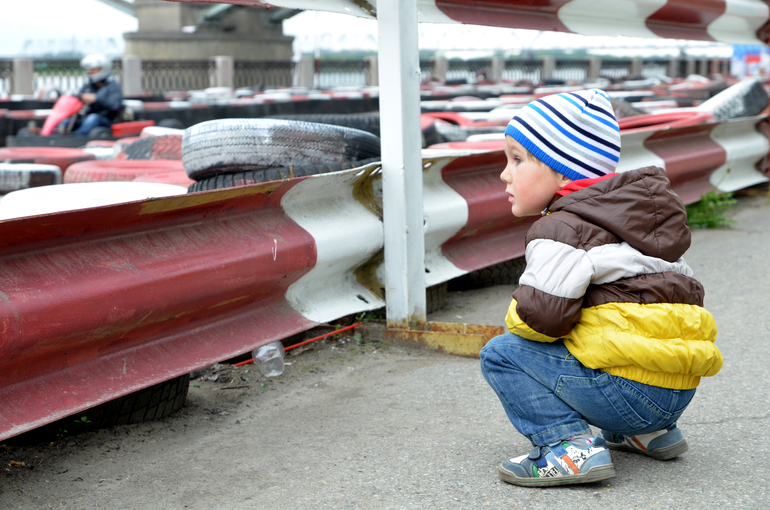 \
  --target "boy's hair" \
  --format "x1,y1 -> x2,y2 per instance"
519,145 -> 561,177
505,89 -> 621,181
